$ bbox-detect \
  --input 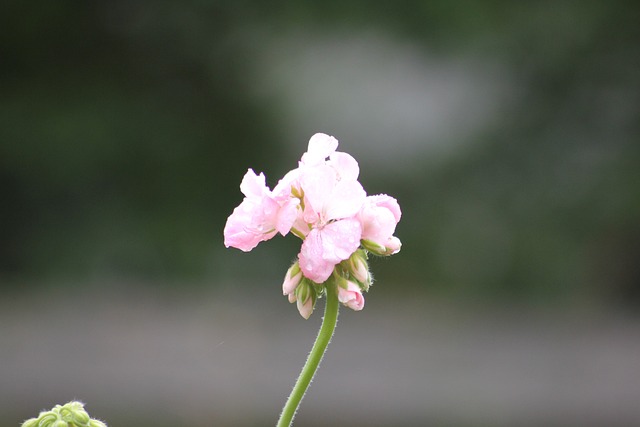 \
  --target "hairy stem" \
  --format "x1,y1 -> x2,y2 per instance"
276,280 -> 340,427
